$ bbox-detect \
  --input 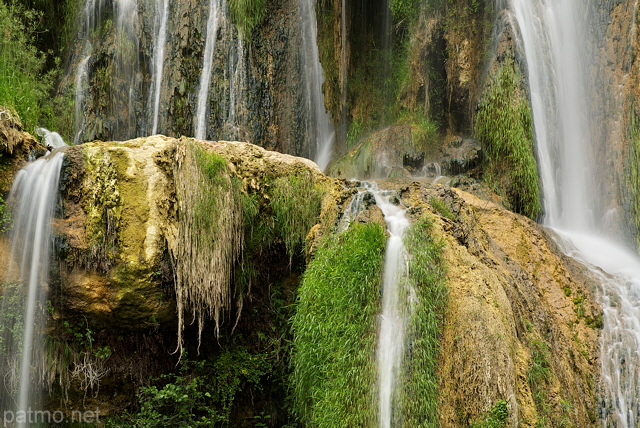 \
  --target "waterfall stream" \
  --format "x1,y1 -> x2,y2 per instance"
149,0 -> 169,135
299,0 -> 335,171
510,0 -> 640,424
0,130 -> 66,421
195,0 -> 225,140
368,184 -> 411,428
